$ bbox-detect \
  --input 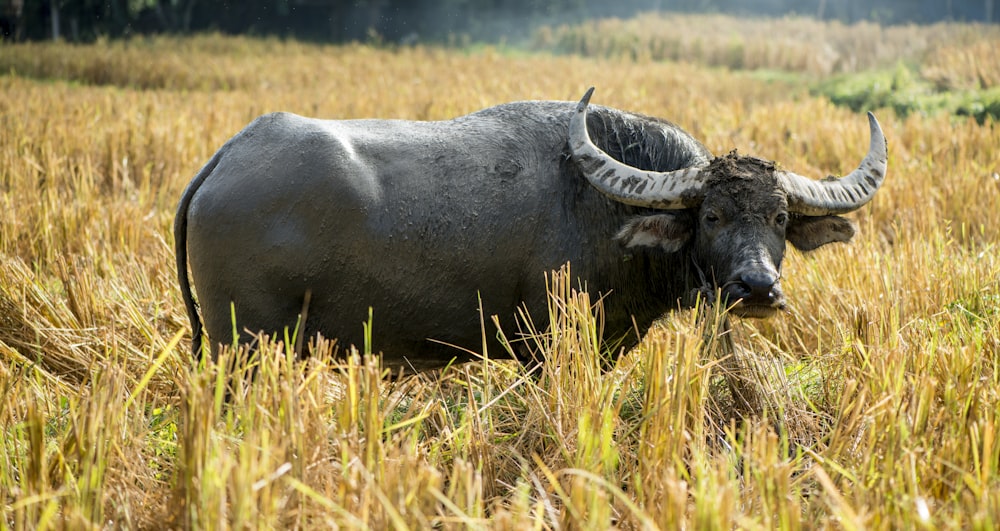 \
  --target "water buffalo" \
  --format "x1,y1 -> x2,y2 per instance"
175,88 -> 887,370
